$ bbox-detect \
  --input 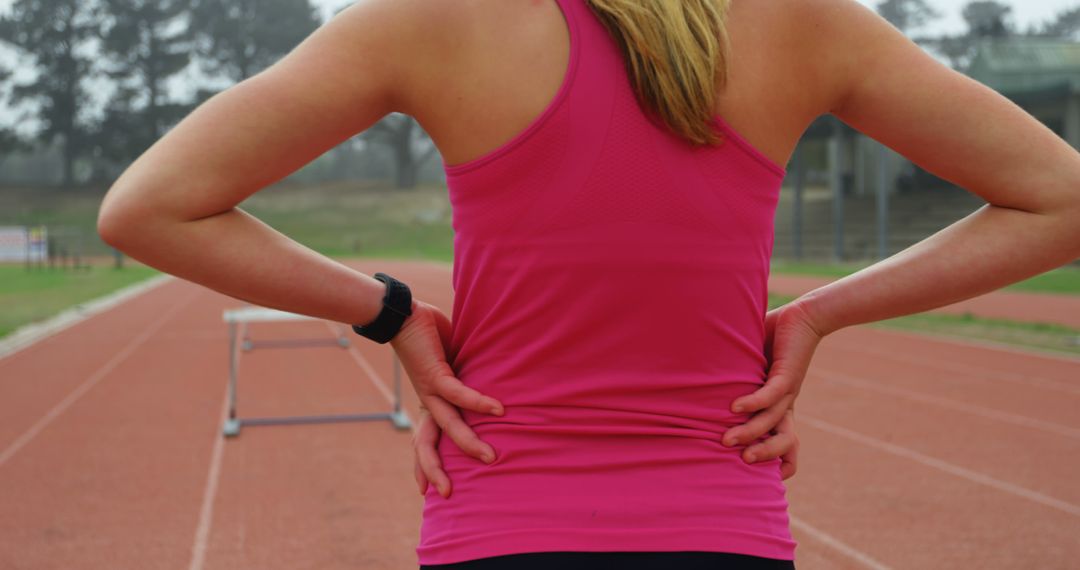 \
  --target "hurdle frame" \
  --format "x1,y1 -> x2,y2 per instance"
221,306 -> 412,437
